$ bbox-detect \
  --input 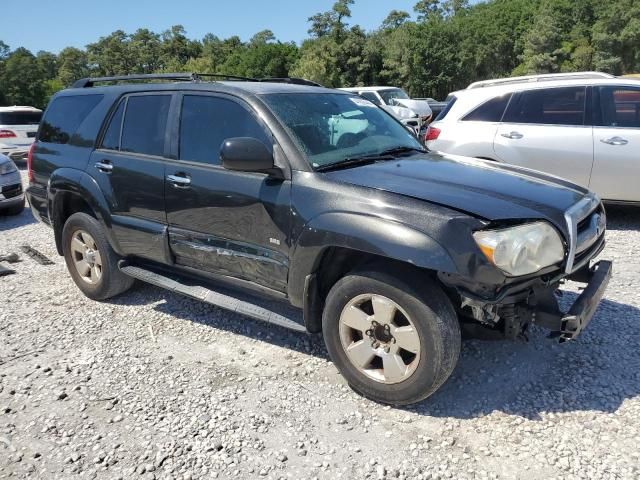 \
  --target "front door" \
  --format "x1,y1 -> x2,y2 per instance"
164,93 -> 291,292
591,85 -> 640,202
89,93 -> 172,263
493,86 -> 594,188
